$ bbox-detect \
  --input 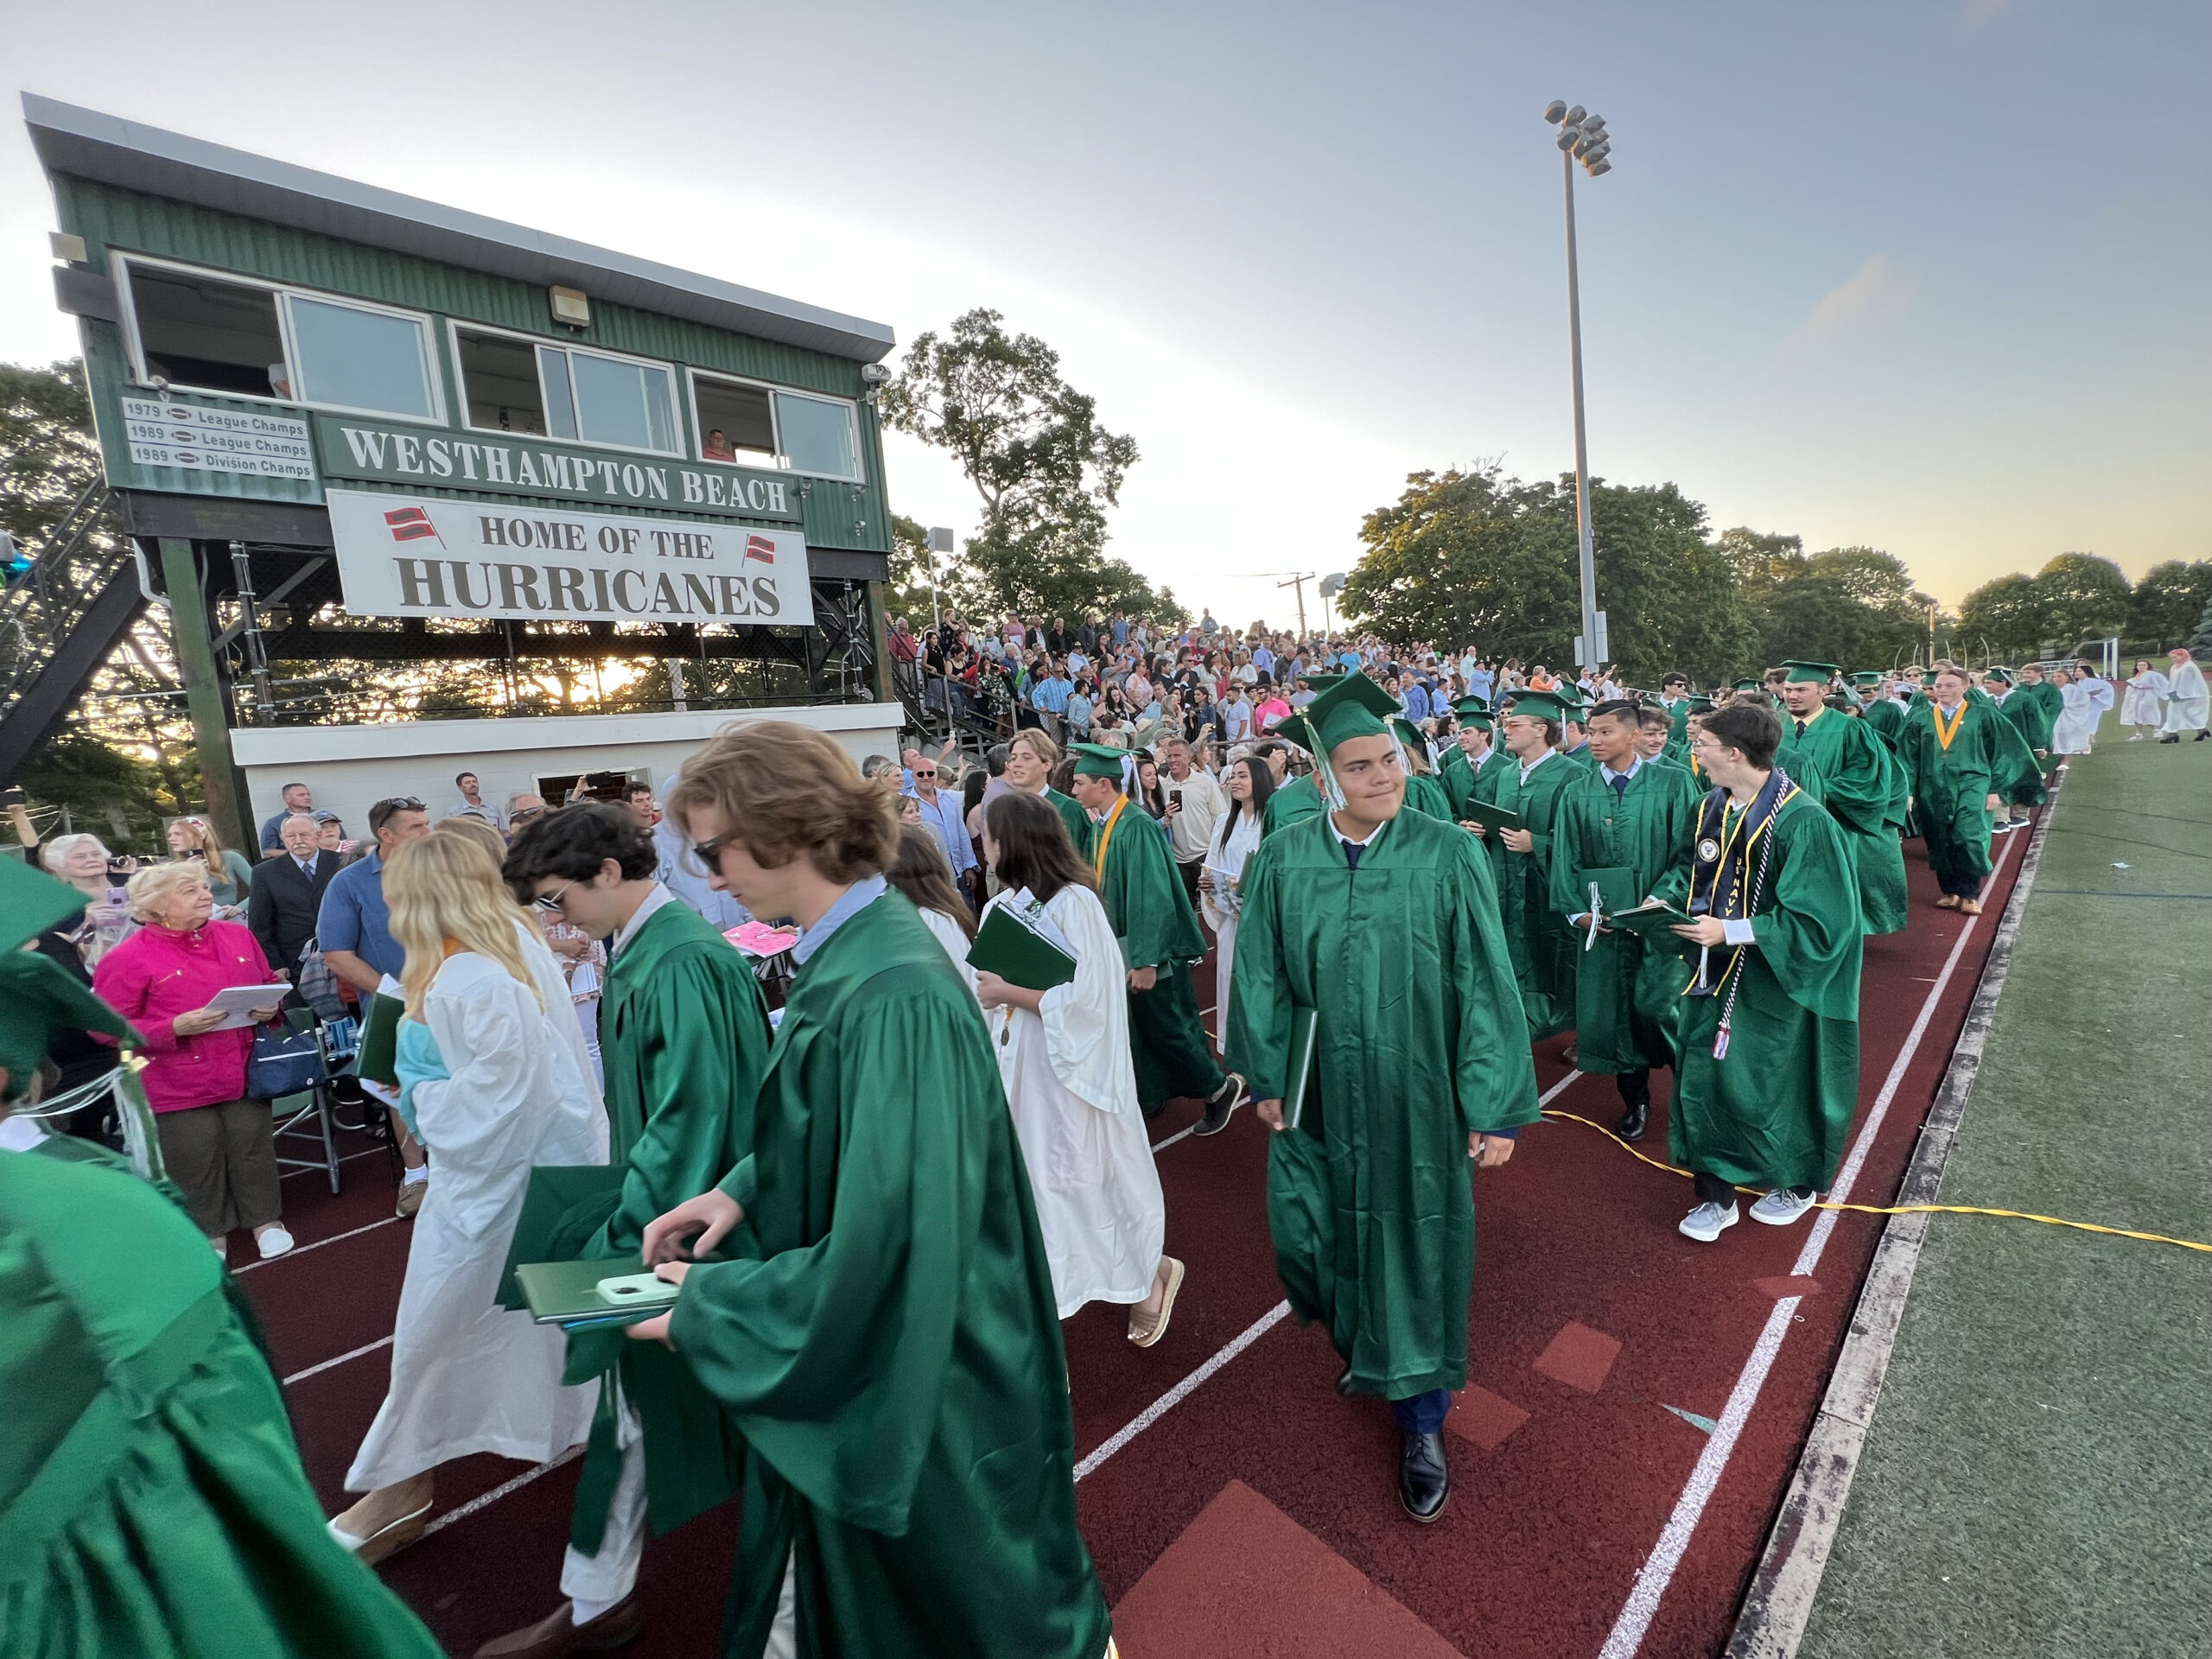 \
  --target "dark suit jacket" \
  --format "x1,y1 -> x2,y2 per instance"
247,853 -> 339,981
